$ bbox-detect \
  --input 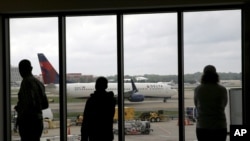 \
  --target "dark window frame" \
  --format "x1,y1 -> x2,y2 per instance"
2,4 -> 244,141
